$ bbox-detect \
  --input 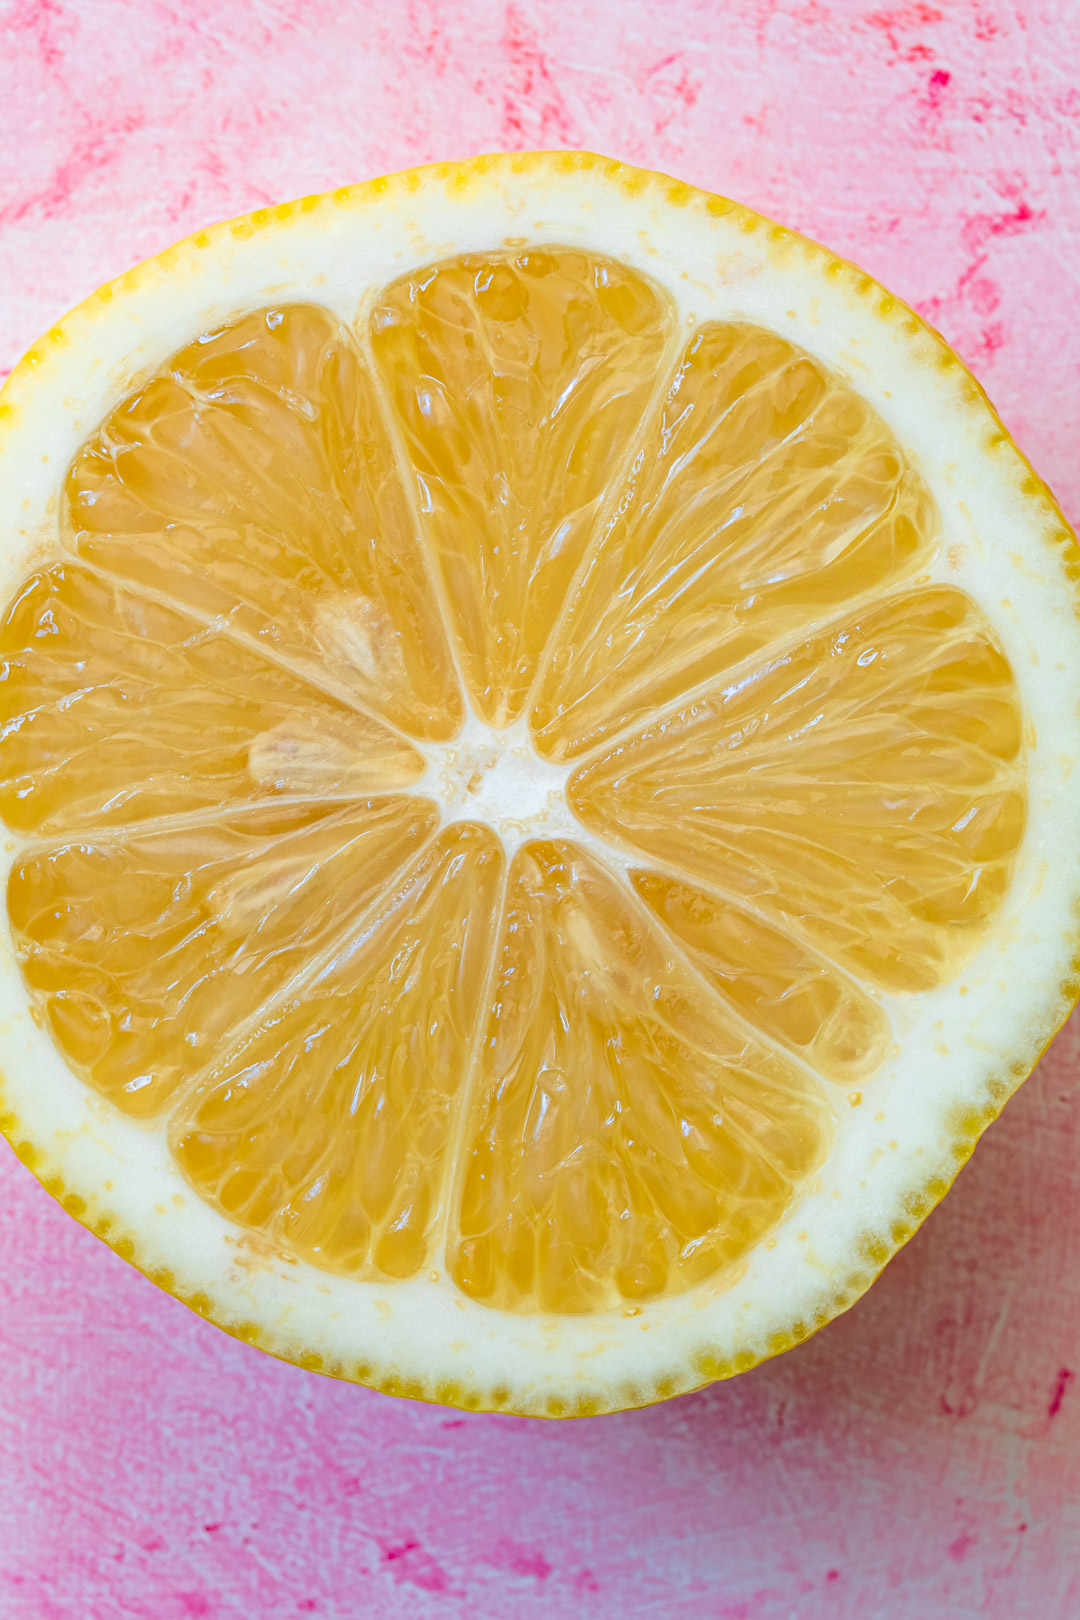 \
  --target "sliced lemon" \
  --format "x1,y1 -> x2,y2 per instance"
1,152 -> 1077,1418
